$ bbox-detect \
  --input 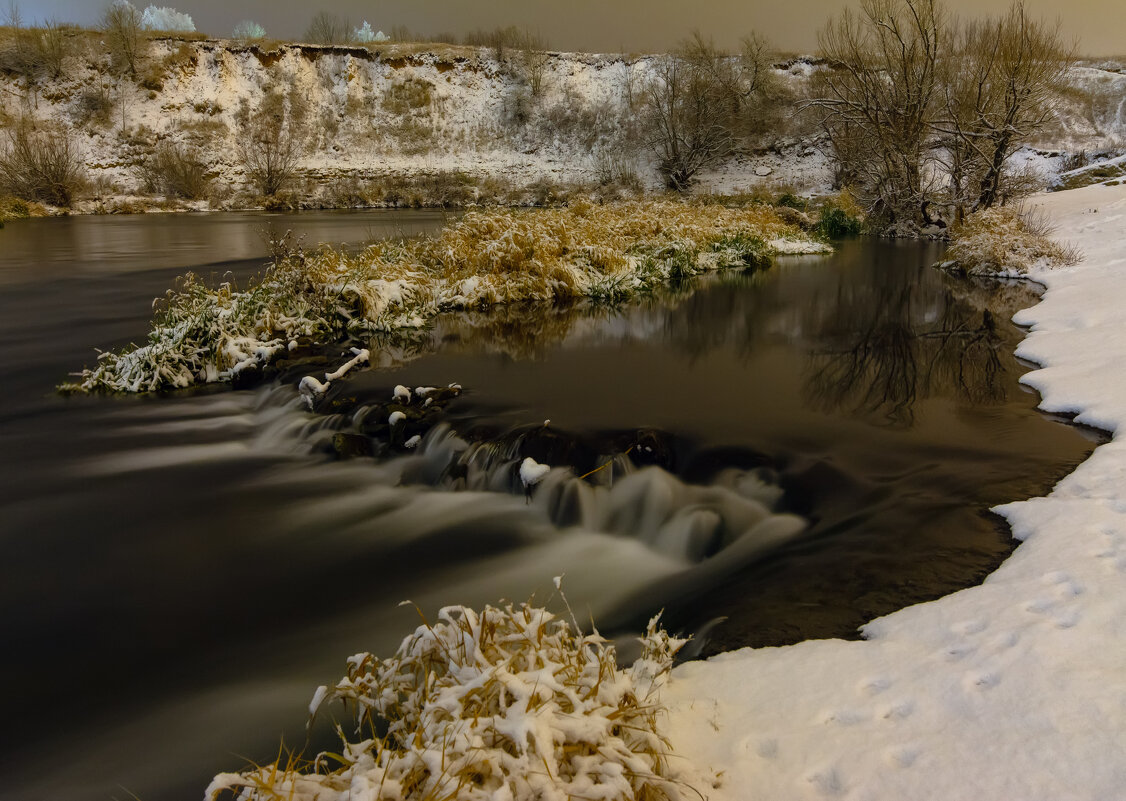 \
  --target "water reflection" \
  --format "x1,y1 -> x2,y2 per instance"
350,246 -> 1032,431
805,273 -> 1014,426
